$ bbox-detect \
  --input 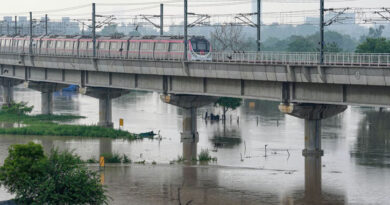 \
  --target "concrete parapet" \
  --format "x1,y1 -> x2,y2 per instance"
80,87 -> 129,128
